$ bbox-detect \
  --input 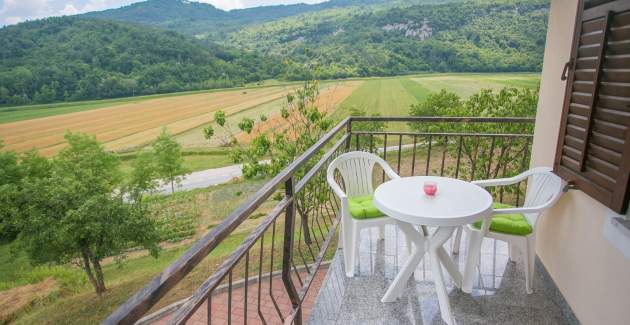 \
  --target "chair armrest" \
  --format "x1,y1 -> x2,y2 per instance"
374,156 -> 401,180
472,166 -> 553,188
382,164 -> 401,180
326,168 -> 348,201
